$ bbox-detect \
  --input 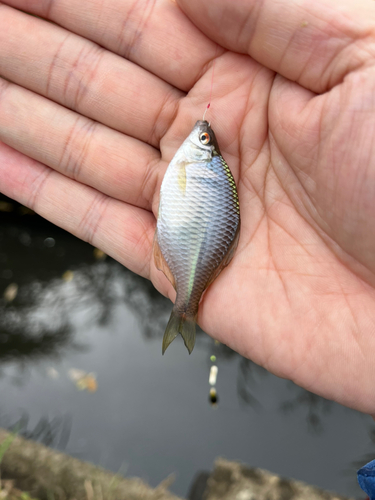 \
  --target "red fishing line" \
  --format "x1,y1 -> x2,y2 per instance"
203,44 -> 218,121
